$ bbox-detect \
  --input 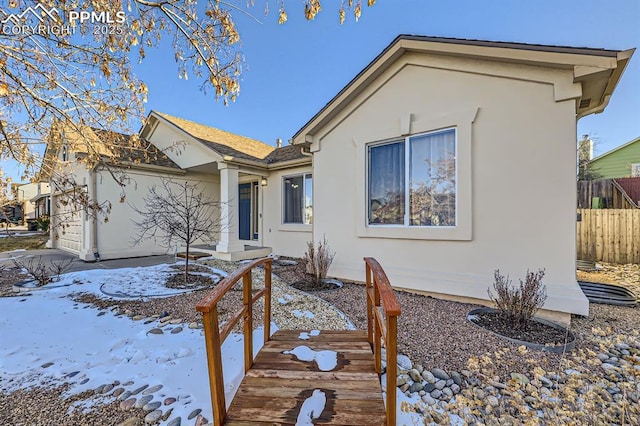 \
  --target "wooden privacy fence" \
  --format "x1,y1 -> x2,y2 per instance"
577,209 -> 640,264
